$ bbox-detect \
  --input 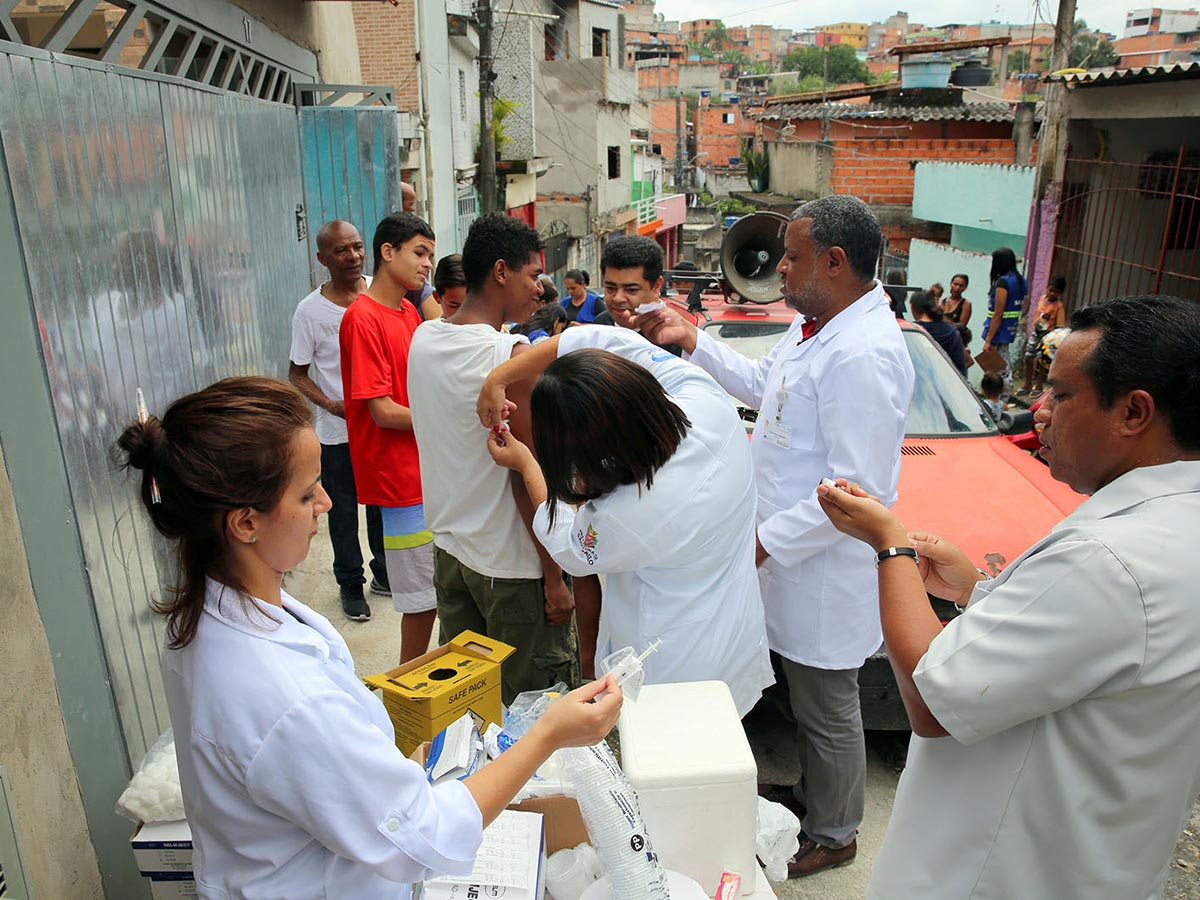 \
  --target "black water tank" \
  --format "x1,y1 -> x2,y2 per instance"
950,59 -> 994,86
